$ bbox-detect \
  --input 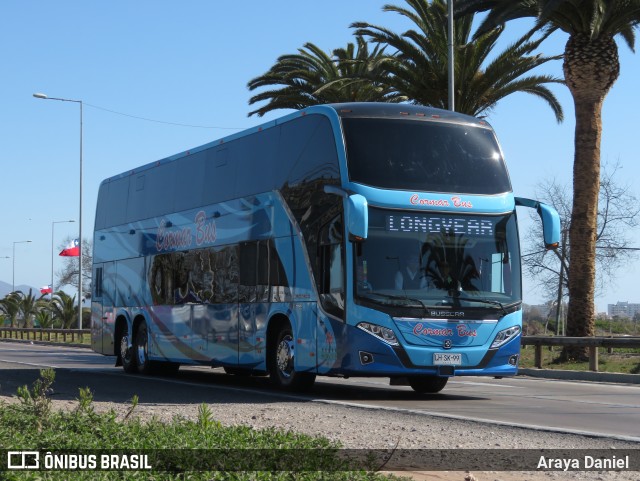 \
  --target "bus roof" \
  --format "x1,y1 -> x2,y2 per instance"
99,103 -> 490,186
